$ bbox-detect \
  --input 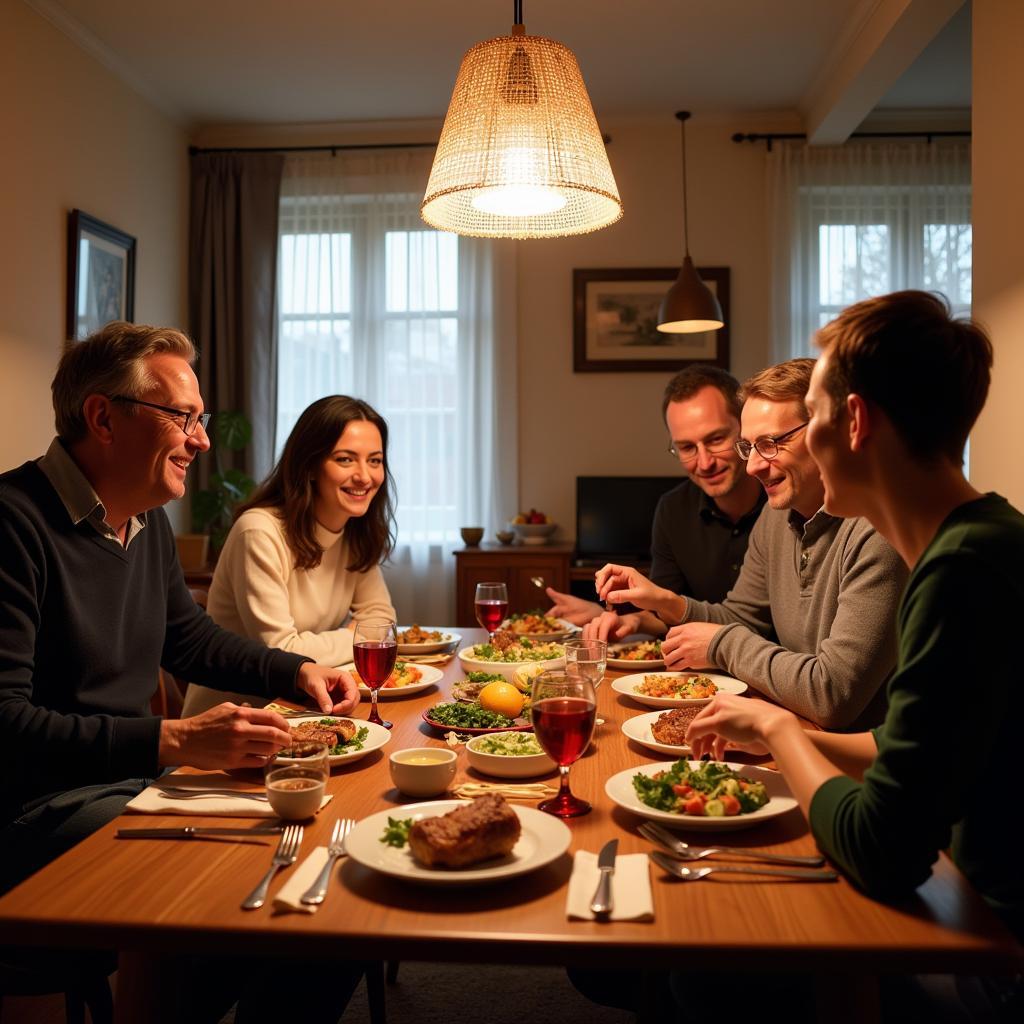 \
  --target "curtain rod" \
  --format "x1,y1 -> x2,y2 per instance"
189,141 -> 439,155
732,129 -> 971,151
